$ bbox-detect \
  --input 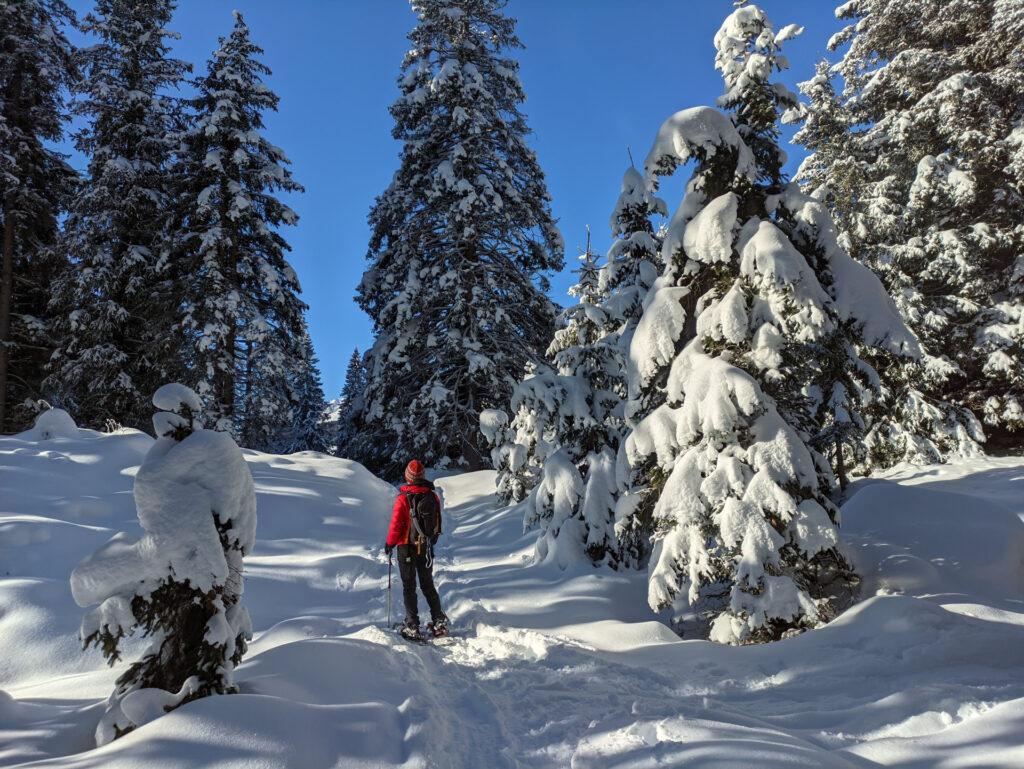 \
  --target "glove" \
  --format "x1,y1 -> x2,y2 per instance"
384,543 -> 394,556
